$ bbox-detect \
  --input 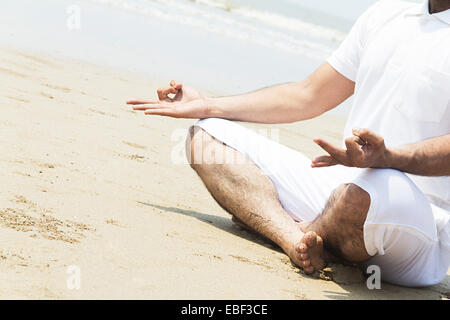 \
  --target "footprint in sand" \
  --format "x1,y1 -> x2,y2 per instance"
42,83 -> 71,93
122,141 -> 147,150
0,195 -> 95,244
6,96 -> 30,103
40,91 -> 54,99
89,108 -> 118,118
0,67 -> 28,78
